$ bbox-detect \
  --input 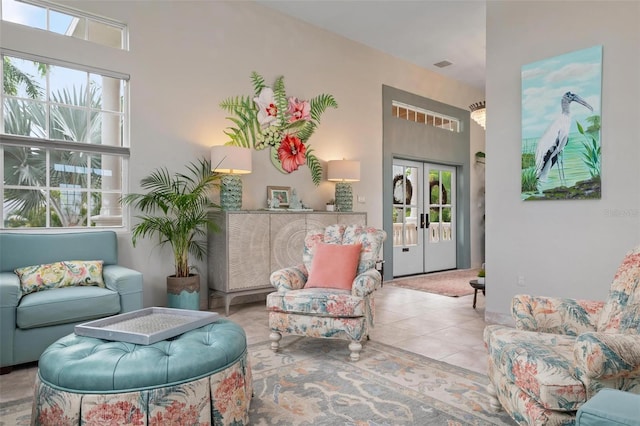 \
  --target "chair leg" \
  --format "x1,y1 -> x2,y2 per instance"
269,331 -> 282,352
348,341 -> 362,362
487,382 -> 502,412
